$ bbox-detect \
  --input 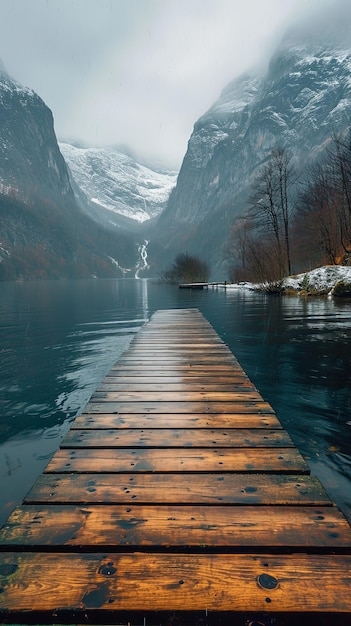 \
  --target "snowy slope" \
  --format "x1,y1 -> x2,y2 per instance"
59,143 -> 177,224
